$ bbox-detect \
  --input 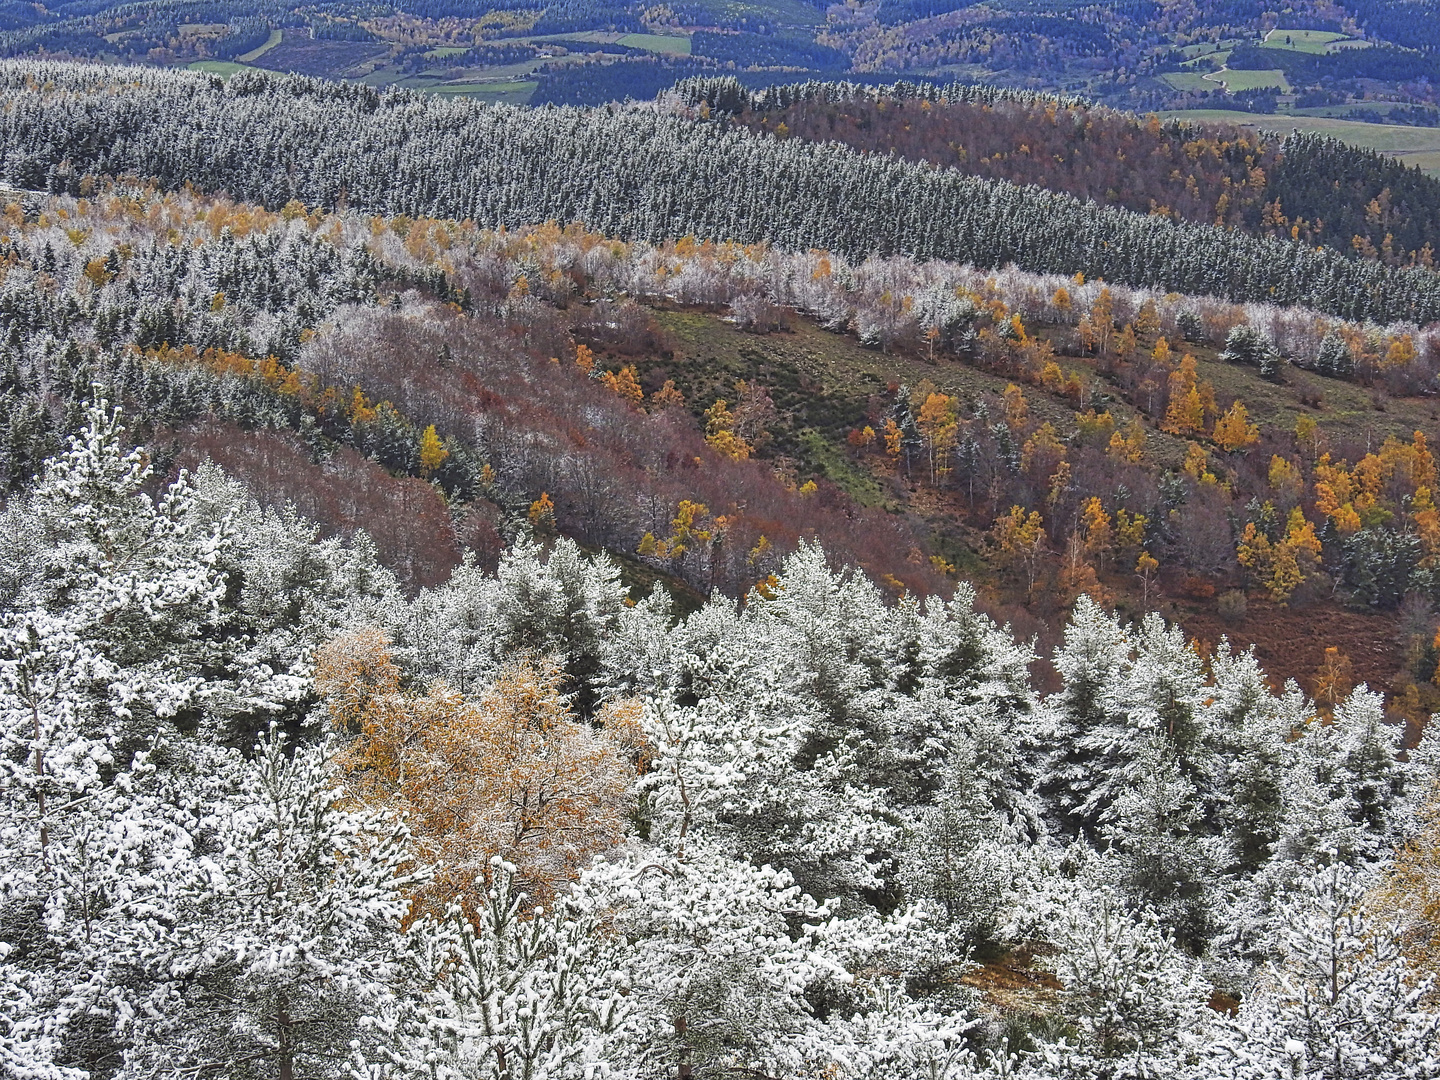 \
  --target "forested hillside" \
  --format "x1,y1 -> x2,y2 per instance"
3,57 -> 1440,1080
0,0 -> 1437,120
5,62 -> 1440,324
1,174 -> 1437,679
713,79 -> 1440,268
5,394 -> 1440,1079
